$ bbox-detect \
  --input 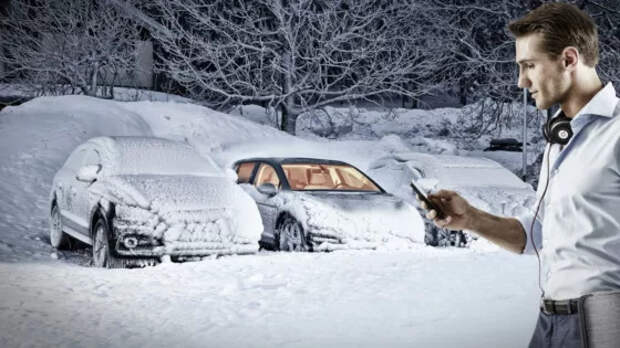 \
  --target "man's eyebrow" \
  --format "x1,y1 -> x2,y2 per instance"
516,59 -> 534,65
